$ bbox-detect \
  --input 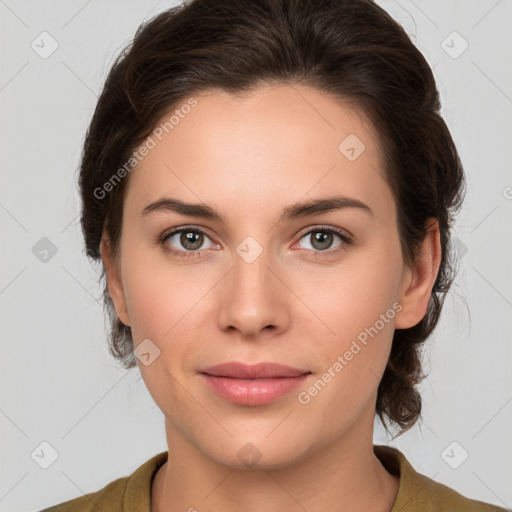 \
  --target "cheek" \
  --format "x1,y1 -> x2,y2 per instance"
120,254 -> 220,383
297,243 -> 403,339
297,244 -> 402,401
123,275 -> 170,342
119,241 -> 197,339
298,298 -> 397,431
